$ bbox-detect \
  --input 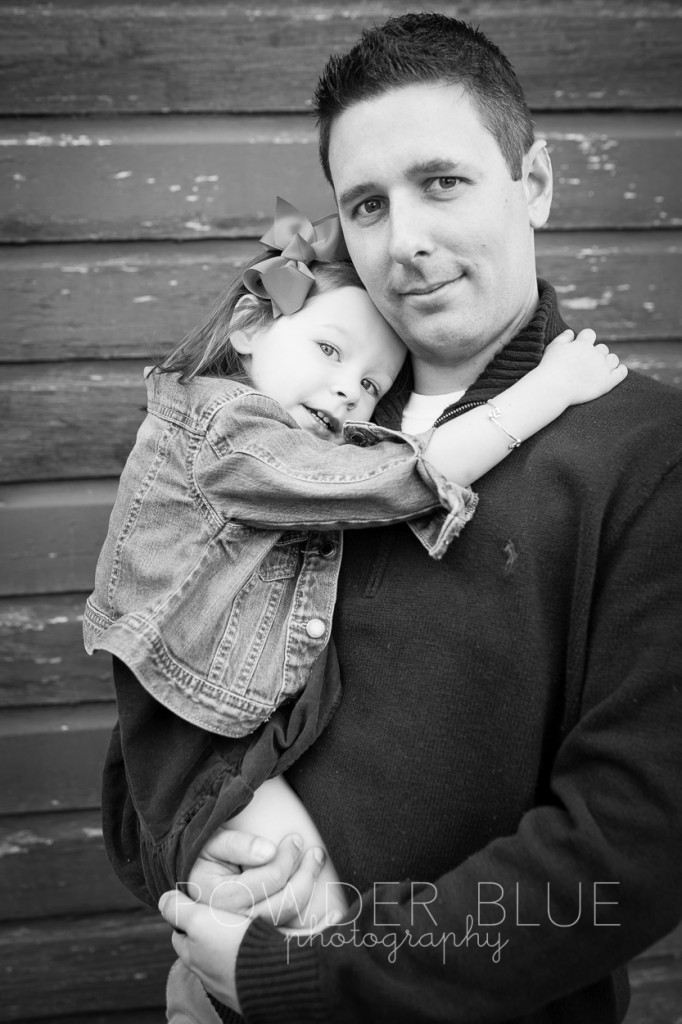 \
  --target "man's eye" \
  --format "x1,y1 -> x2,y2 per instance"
318,342 -> 339,359
361,378 -> 379,397
427,177 -> 461,193
355,198 -> 384,219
